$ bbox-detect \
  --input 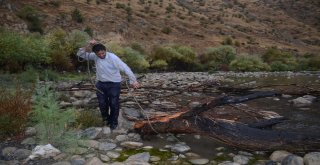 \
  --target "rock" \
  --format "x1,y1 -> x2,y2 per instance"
85,157 -> 104,165
21,137 -> 36,145
291,95 -> 316,106
171,143 -> 191,153
107,151 -> 120,159
25,127 -> 37,136
65,147 -> 88,155
128,133 -> 141,141
304,152 -> 320,165
116,135 -> 128,142
99,142 -> 117,151
185,152 -> 201,158
281,155 -> 303,165
189,158 -> 210,165
85,154 -> 96,159
282,94 -> 292,98
79,127 -> 102,139
218,161 -> 240,165
194,135 -> 201,139
190,101 -> 201,108
2,147 -> 17,158
150,156 -> 161,162
233,155 -> 250,164
216,147 -> 225,151
126,152 -> 150,163
238,151 -> 253,157
120,141 -> 143,149
269,150 -> 291,162
70,155 -> 85,165
78,140 -> 100,149
51,161 -> 71,165
100,154 -> 110,162
142,146 -> 153,150
102,126 -> 111,135
13,149 -> 32,160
